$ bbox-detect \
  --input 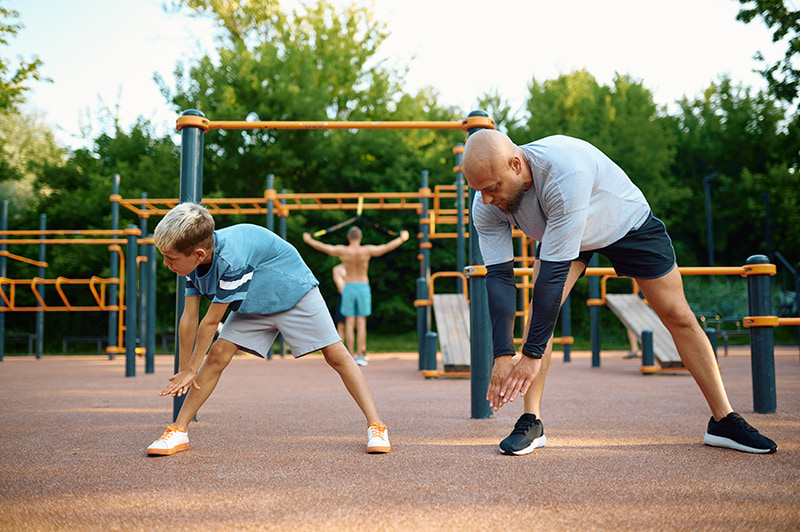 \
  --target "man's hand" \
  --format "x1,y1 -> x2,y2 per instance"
486,355 -> 542,411
302,232 -> 313,244
160,369 -> 200,397
399,230 -> 410,242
